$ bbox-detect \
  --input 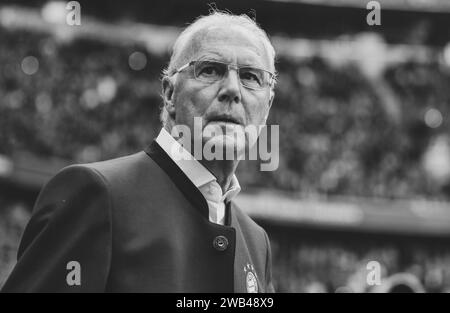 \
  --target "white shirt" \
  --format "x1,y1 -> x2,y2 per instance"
155,128 -> 241,225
